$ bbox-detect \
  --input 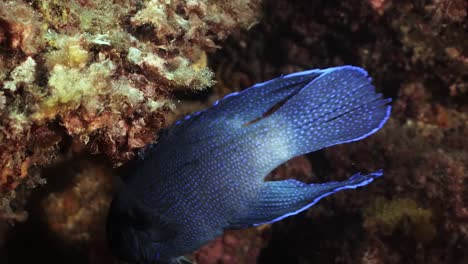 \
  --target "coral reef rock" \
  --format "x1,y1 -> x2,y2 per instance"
0,0 -> 261,214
